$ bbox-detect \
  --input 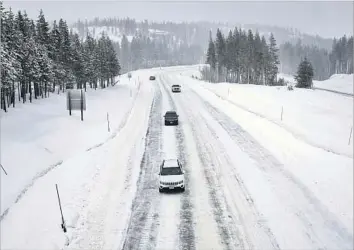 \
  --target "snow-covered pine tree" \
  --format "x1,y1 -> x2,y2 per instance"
232,27 -> 241,83
204,31 -> 217,82
36,10 -> 50,48
260,36 -> 269,85
238,30 -> 248,84
215,28 -> 226,82
347,36 -> 353,74
50,20 -> 64,93
206,31 -> 216,69
130,36 -> 142,70
121,34 -> 130,73
295,57 -> 314,88
105,37 -> 121,84
1,6 -> 22,109
267,33 -> 279,86
71,33 -> 85,89
225,30 -> 233,82
58,19 -> 74,89
83,33 -> 98,89
246,29 -> 255,84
